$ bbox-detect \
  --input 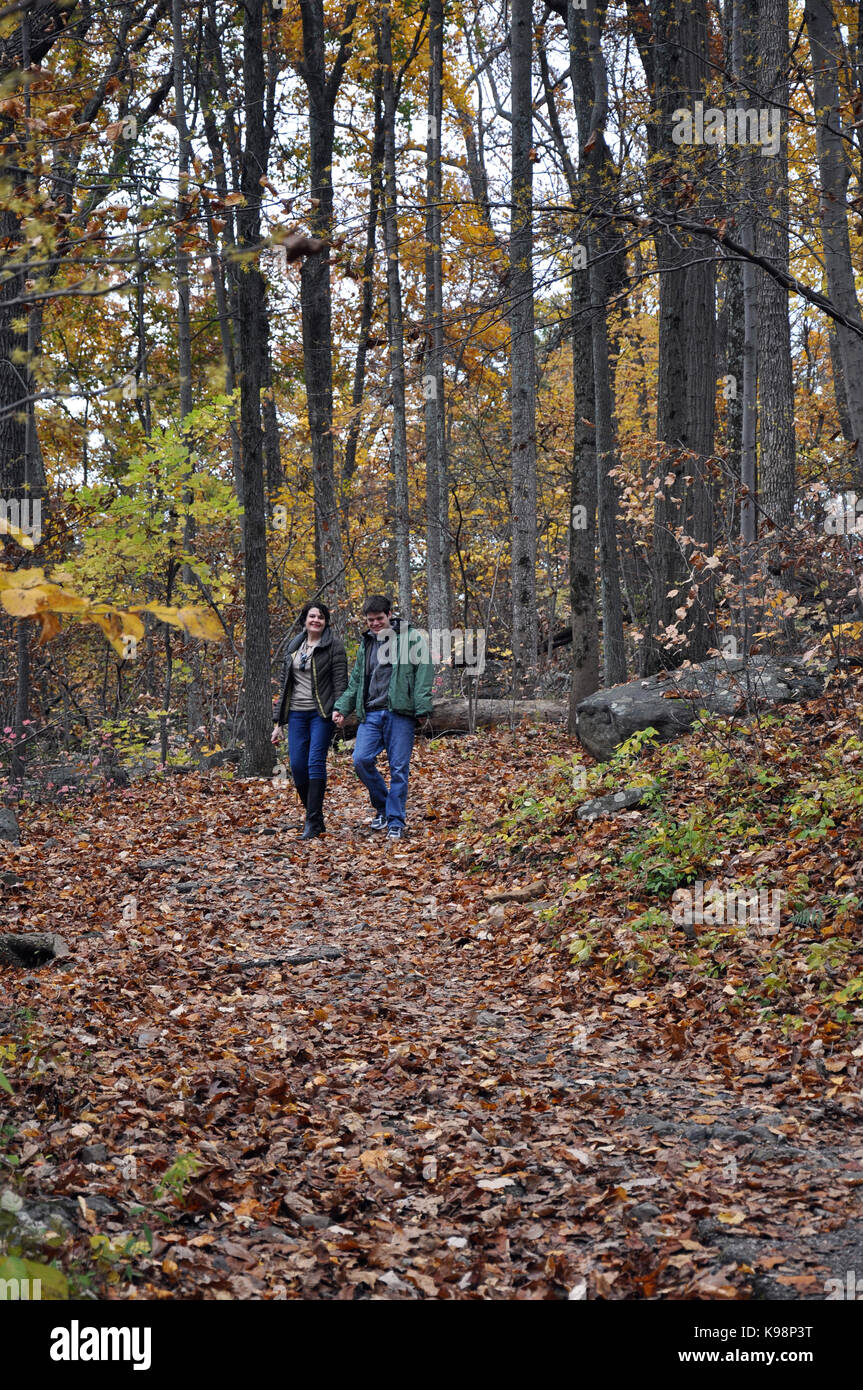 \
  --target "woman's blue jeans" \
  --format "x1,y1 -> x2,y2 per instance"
288,709 -> 335,796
